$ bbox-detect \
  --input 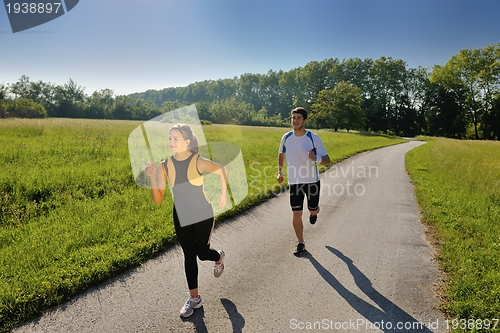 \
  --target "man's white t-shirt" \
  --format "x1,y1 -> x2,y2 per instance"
278,130 -> 328,185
